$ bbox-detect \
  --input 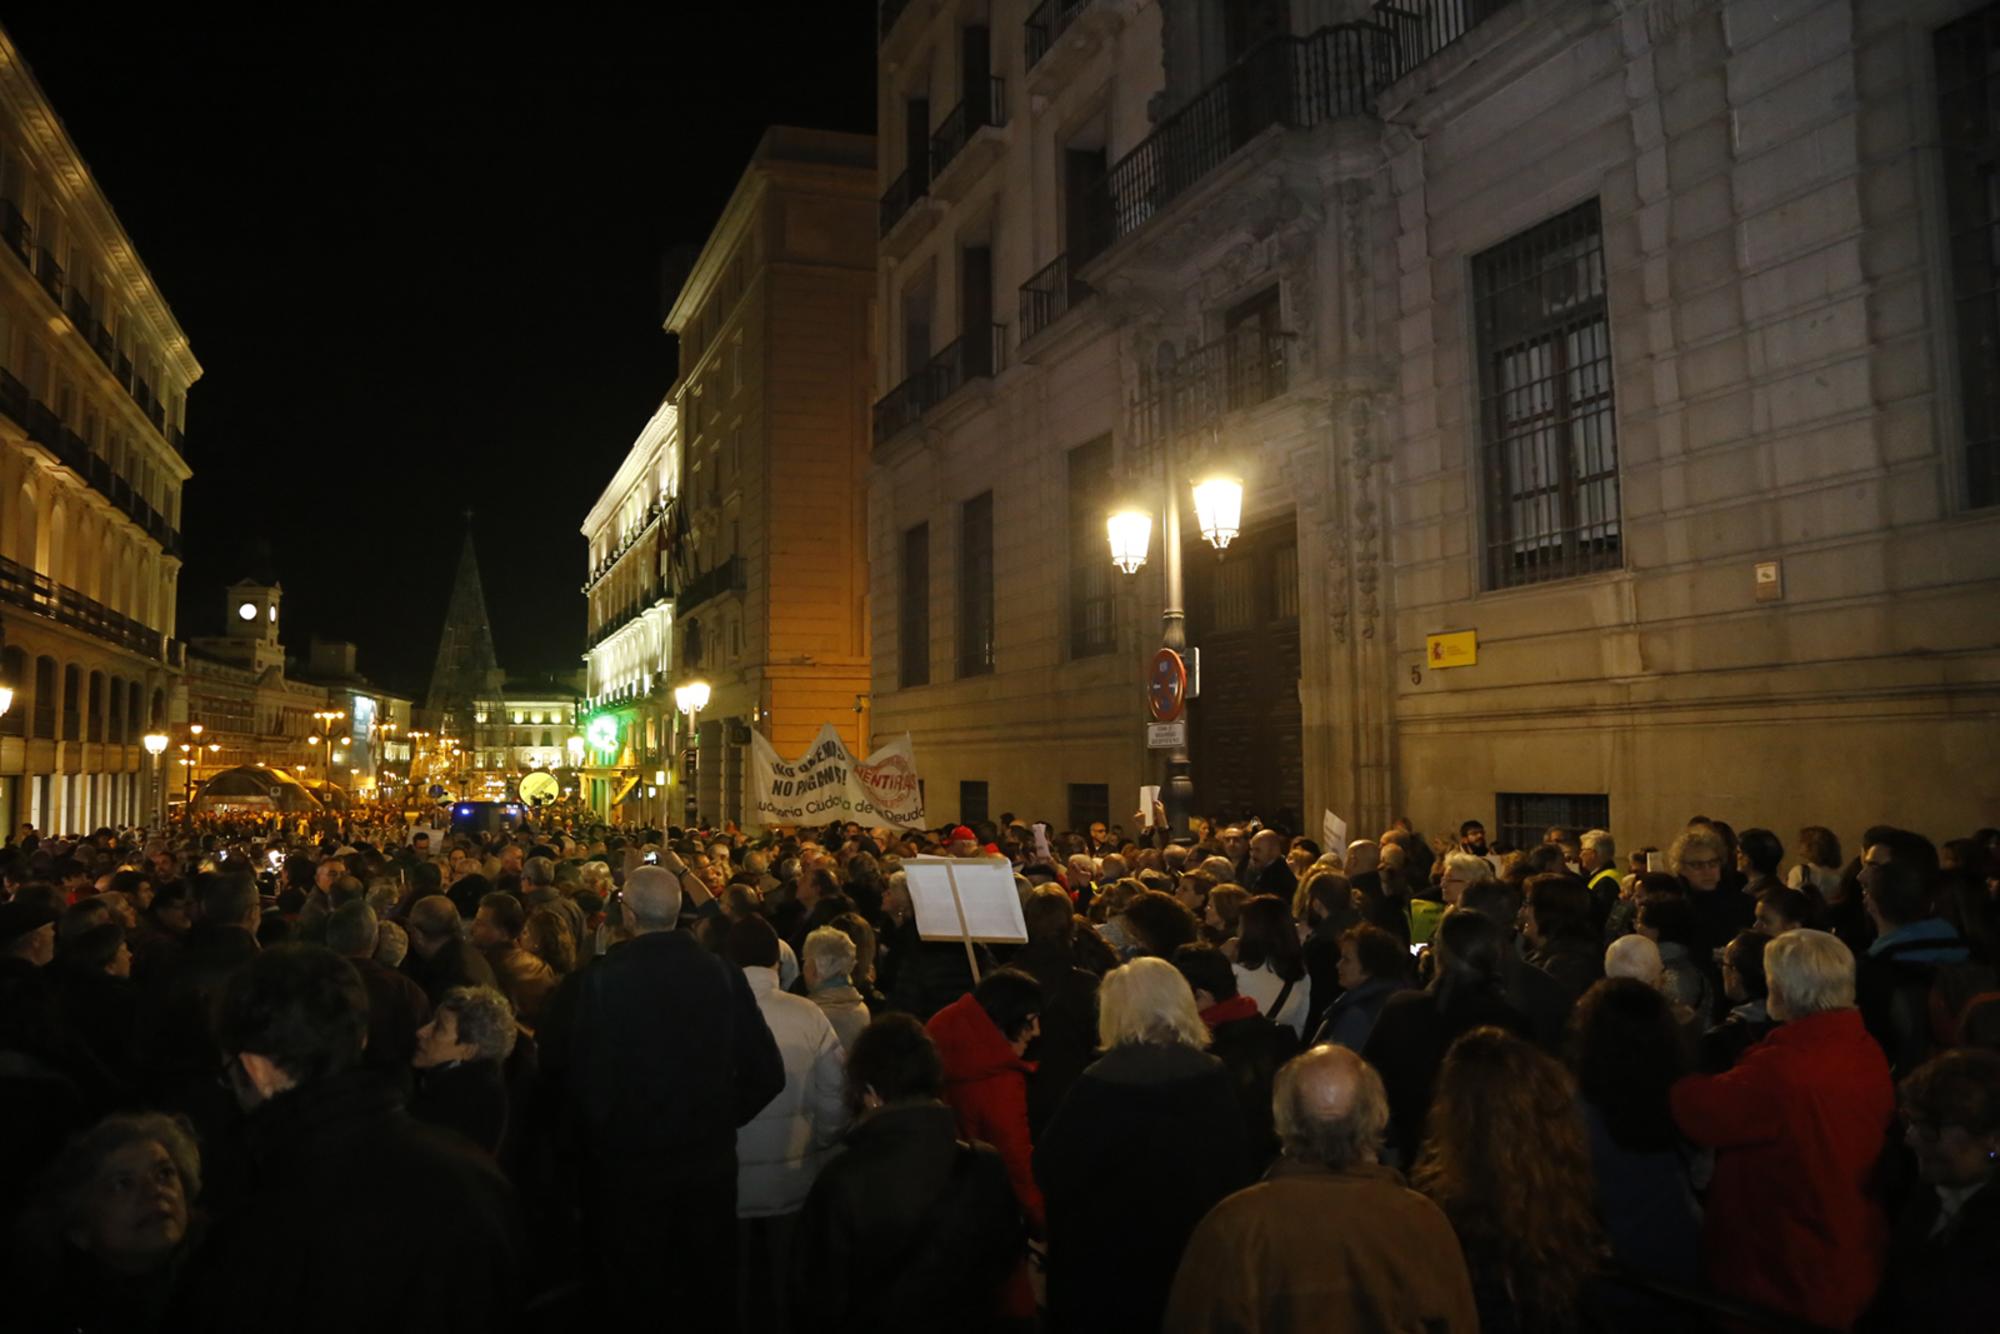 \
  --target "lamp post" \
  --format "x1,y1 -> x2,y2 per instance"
673,680 -> 710,829
1105,340 -> 1245,844
143,732 -> 168,828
